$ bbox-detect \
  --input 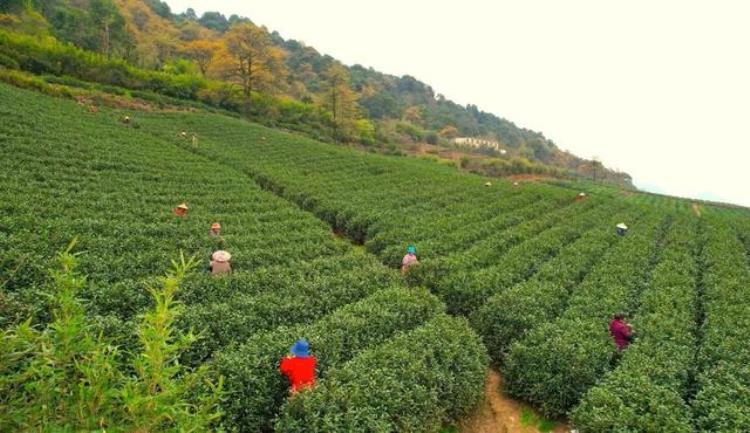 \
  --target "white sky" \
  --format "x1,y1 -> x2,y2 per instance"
165,0 -> 750,207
